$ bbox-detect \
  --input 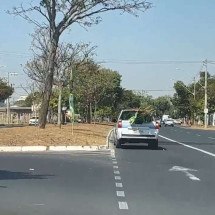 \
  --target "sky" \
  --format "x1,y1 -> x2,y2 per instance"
1,0 -> 215,101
